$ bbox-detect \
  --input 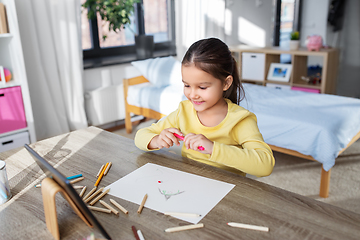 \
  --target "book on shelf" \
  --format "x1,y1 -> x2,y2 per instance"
0,3 -> 9,34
